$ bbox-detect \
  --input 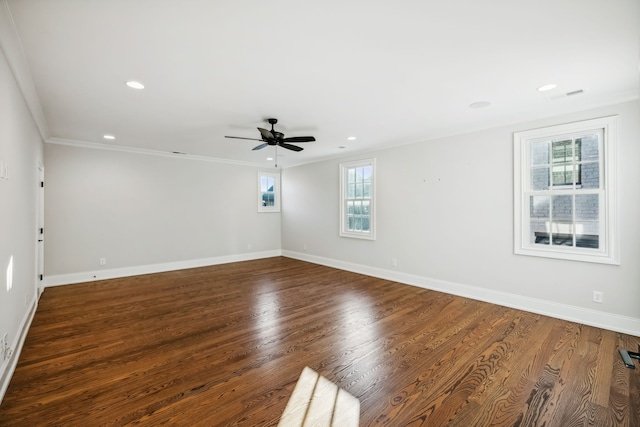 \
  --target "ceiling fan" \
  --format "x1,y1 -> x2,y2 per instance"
225,118 -> 315,152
